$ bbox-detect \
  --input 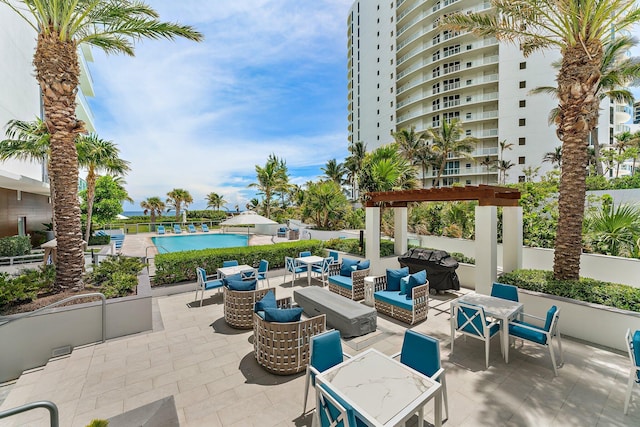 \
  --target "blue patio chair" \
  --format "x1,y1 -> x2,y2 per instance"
312,257 -> 332,286
303,330 -> 351,414
392,330 -> 449,420
240,268 -> 257,281
201,224 -> 210,232
258,259 -> 270,288
284,256 -> 305,285
156,225 -> 165,235
508,305 -> 563,376
222,260 -> 239,268
173,224 -> 182,234
315,383 -> 363,427
328,250 -> 339,264
188,224 -> 197,233
194,267 -> 223,307
625,328 -> 640,414
299,251 -> 312,257
277,227 -> 287,238
491,282 -> 519,302
451,302 -> 501,369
